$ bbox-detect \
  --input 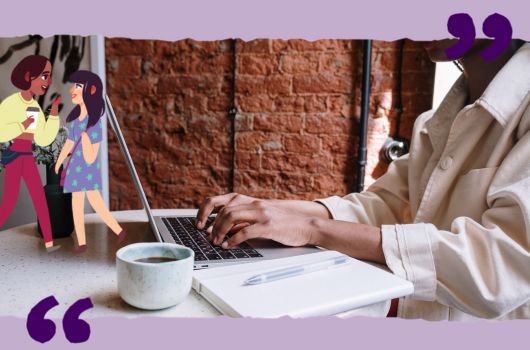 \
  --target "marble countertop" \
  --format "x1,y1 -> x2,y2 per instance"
0,209 -> 220,319
0,209 -> 388,319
